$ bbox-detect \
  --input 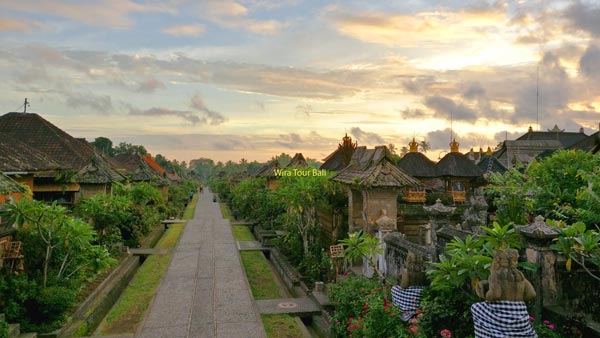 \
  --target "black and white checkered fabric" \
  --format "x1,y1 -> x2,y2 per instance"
471,301 -> 538,338
391,285 -> 425,321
